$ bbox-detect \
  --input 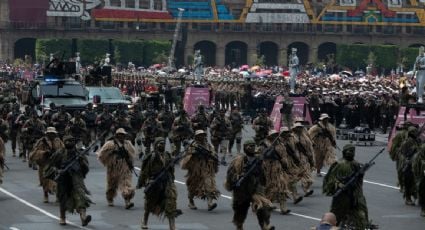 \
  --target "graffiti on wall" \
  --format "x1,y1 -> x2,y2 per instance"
46,0 -> 101,20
